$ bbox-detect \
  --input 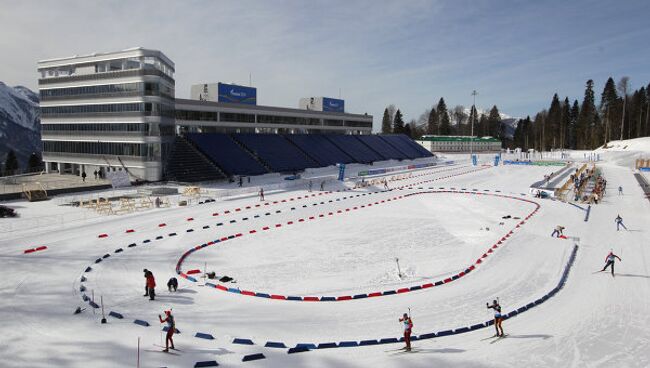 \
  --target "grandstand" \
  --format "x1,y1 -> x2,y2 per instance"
284,134 -> 354,166
177,133 -> 432,181
231,134 -> 319,172
185,133 -> 268,176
